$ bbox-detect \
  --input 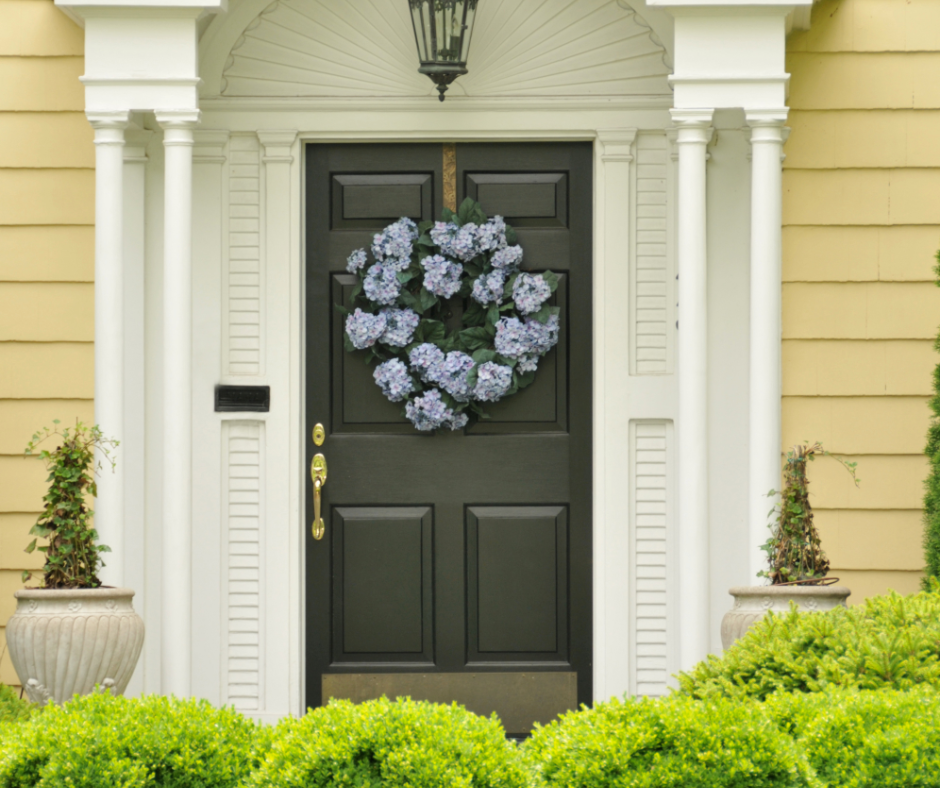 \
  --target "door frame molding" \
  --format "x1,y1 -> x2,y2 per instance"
195,112 -> 679,719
